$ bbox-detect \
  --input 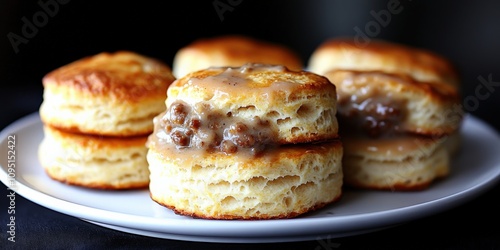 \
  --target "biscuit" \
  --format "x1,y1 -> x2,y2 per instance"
172,35 -> 303,78
38,125 -> 150,189
308,38 -> 463,191
40,51 -> 176,137
308,38 -> 460,87
147,140 -> 343,219
342,135 -> 450,190
147,63 -> 343,219
162,63 -> 339,149
324,70 -> 462,137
